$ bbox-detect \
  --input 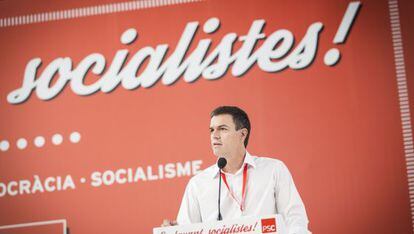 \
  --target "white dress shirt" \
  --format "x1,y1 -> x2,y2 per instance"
177,151 -> 309,234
